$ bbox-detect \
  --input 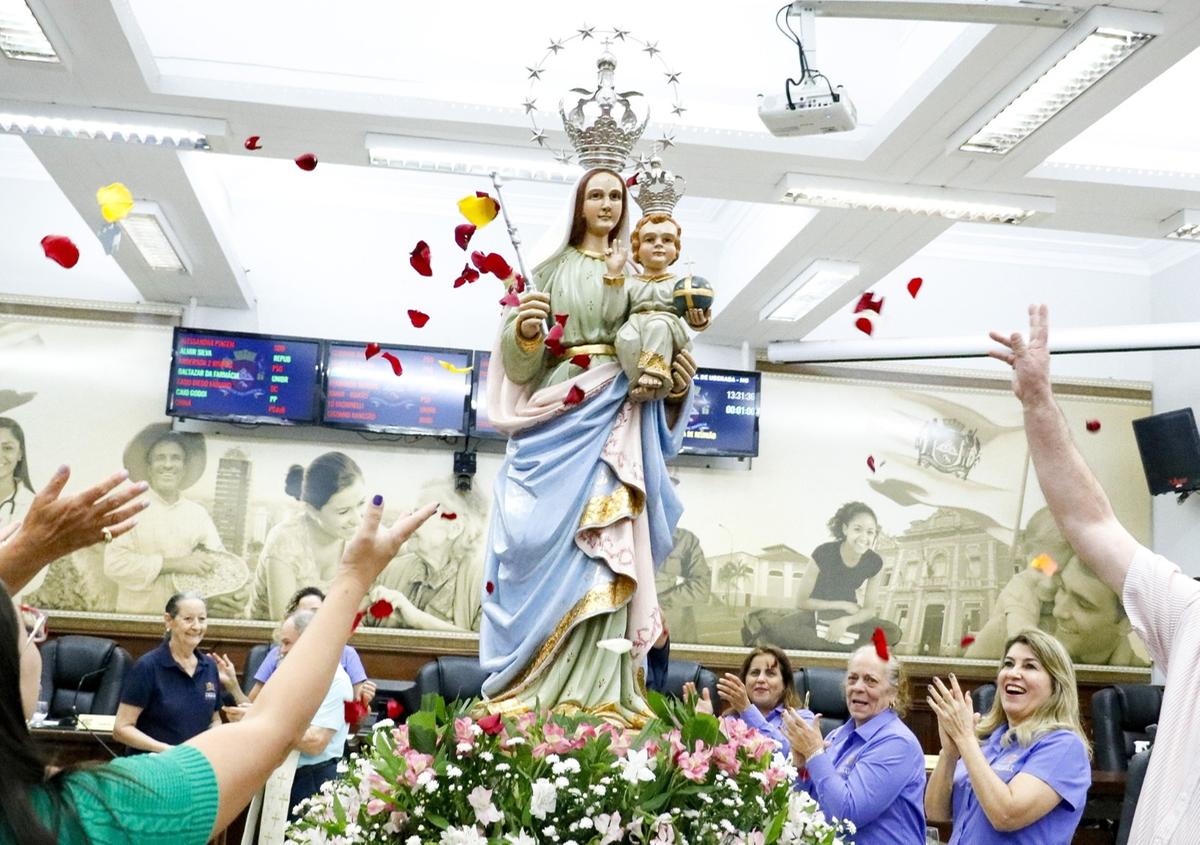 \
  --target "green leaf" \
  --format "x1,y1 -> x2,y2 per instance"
764,806 -> 787,844
426,813 -> 449,830
680,712 -> 720,749
645,689 -> 676,726
407,709 -> 439,755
